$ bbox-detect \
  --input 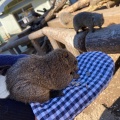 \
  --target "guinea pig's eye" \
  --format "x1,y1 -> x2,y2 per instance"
70,71 -> 73,75
74,60 -> 77,65
65,53 -> 69,58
